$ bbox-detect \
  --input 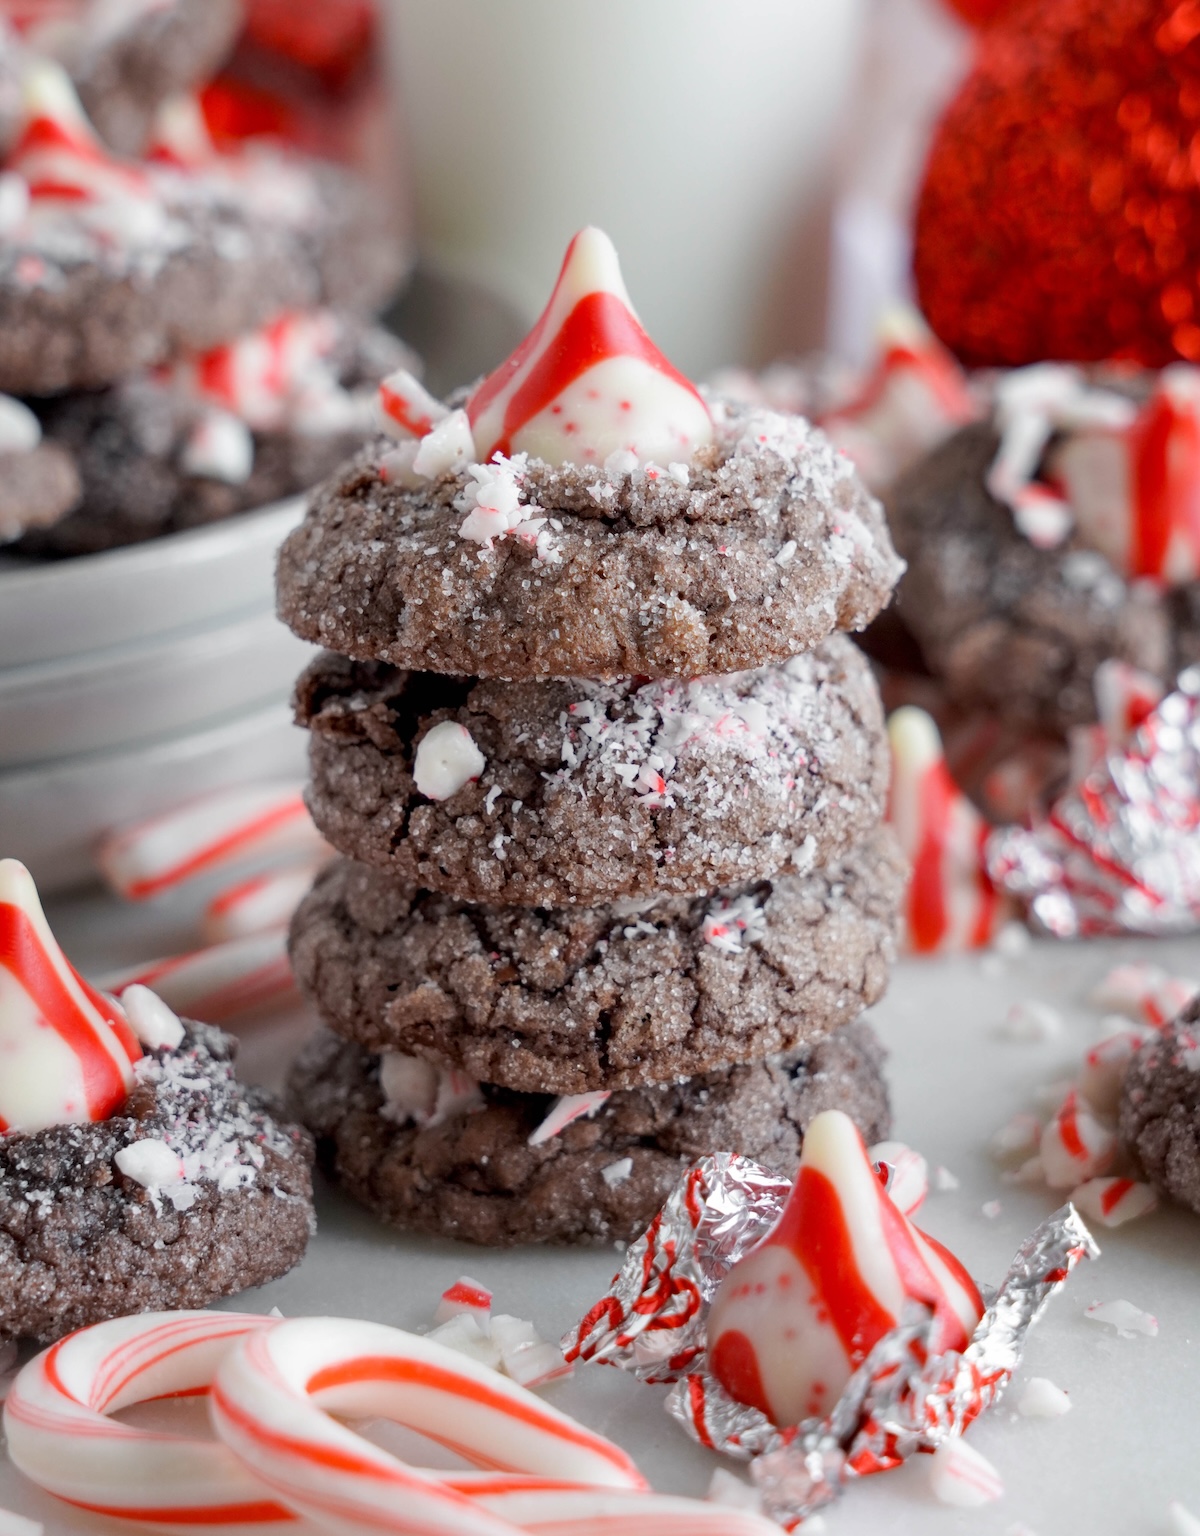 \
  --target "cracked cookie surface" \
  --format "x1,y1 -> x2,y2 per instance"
0,1023 -> 314,1345
289,828 -> 904,1094
1120,1001 -> 1200,1216
888,422 -> 1171,730
288,1019 -> 890,1247
276,401 -> 903,682
296,634 -> 888,907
